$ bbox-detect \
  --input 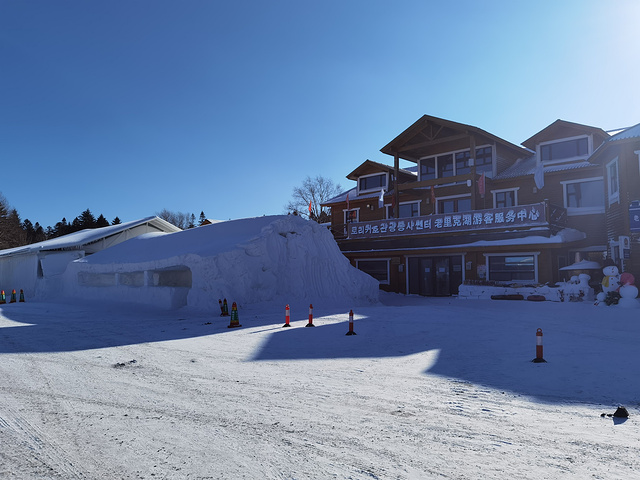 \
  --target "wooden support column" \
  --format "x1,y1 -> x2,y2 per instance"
469,135 -> 477,210
393,151 -> 400,218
